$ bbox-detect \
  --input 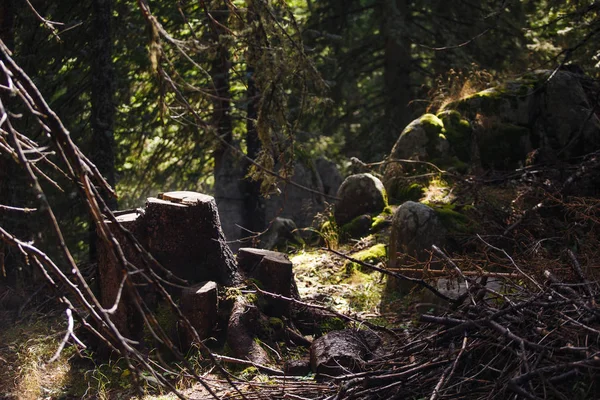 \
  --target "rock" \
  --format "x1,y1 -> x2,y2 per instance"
389,201 -> 447,267
315,157 -> 343,198
258,217 -> 303,250
418,277 -> 505,311
334,173 -> 387,226
388,113 -> 451,162
310,329 -> 381,377
284,359 -> 312,376
536,71 -> 600,158
264,162 -> 326,229
341,214 -> 373,239
442,70 -> 600,168
383,114 -> 452,201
